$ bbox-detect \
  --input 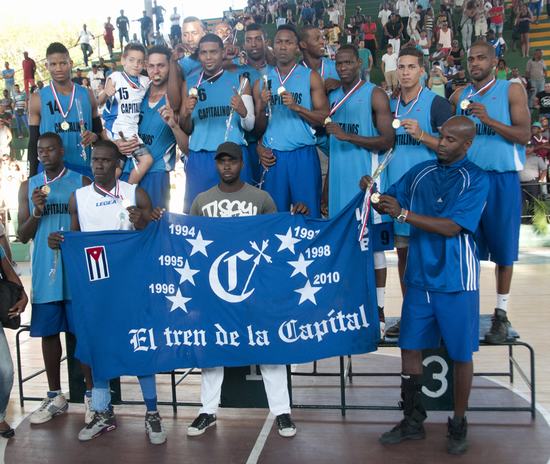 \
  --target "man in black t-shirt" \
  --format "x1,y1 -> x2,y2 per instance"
536,82 -> 550,117
116,10 -> 130,50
